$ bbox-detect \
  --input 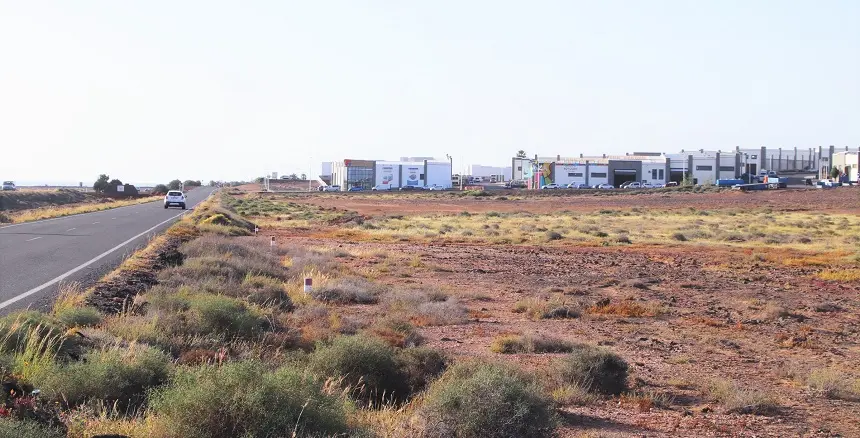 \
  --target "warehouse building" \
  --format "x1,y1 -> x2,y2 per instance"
329,159 -> 452,190
832,151 -> 859,183
512,145 -> 857,187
